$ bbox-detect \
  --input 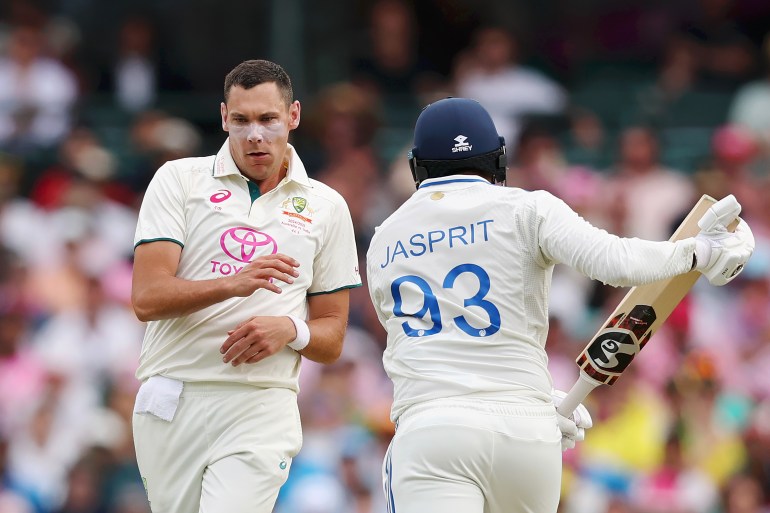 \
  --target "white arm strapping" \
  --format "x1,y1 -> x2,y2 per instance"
286,315 -> 310,352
